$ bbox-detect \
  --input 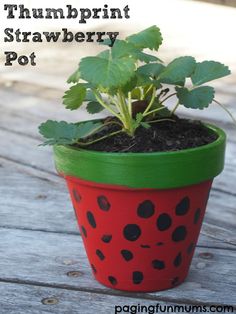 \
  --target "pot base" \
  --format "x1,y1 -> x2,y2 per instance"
93,271 -> 189,292
66,176 -> 212,292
